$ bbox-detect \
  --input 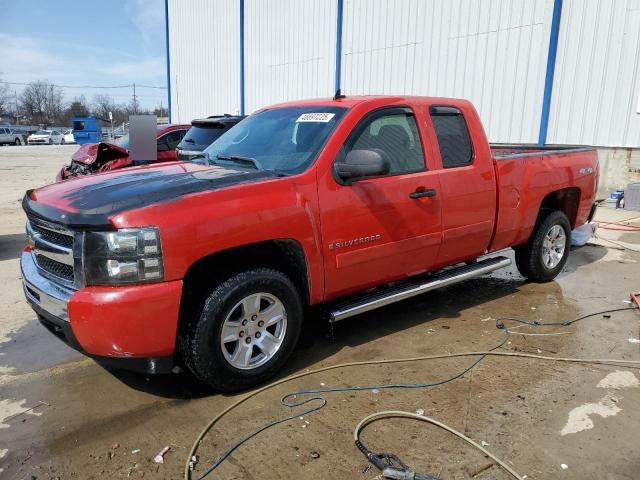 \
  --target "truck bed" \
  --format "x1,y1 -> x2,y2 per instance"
488,144 -> 598,253
491,144 -> 593,159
